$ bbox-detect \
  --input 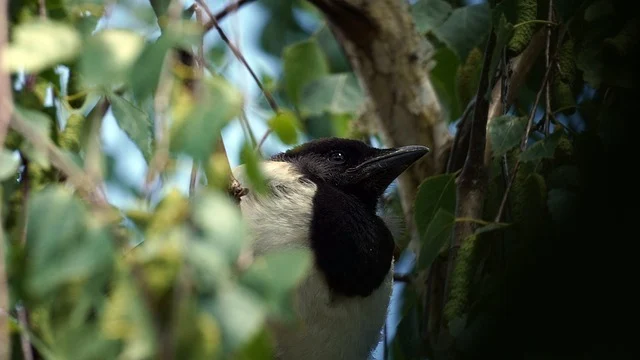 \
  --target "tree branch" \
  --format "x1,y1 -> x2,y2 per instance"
443,30 -> 496,331
307,0 -> 450,244
484,28 -> 547,166
203,0 -> 257,31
